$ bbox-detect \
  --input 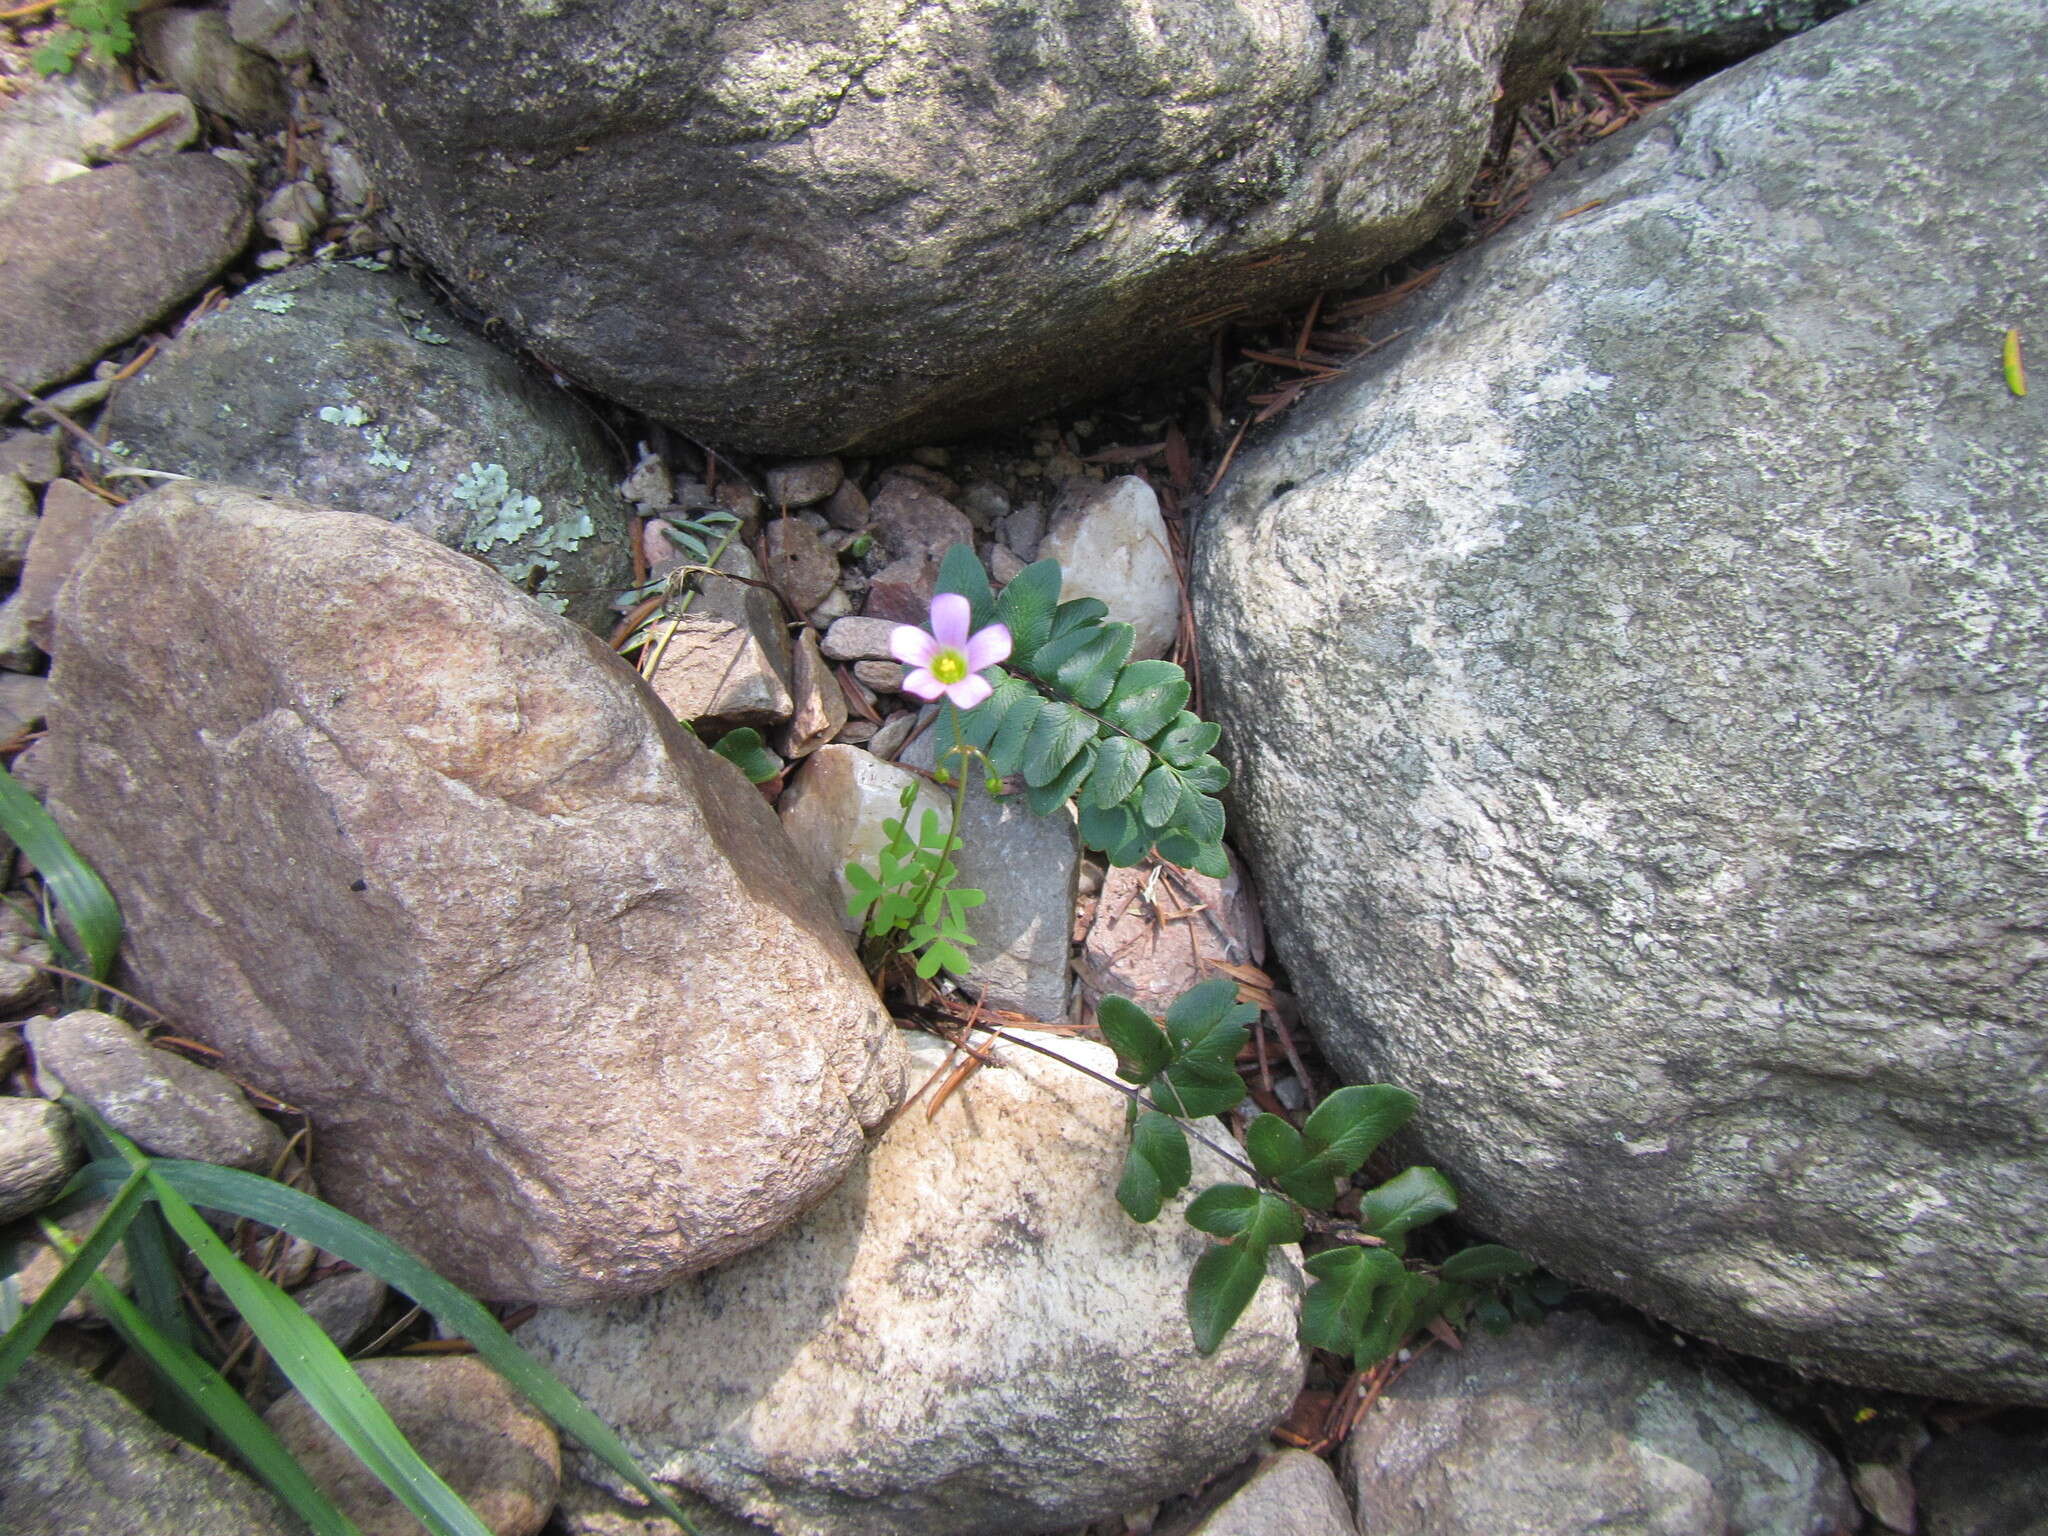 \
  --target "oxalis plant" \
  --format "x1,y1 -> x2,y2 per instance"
843,549 -> 1539,1365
